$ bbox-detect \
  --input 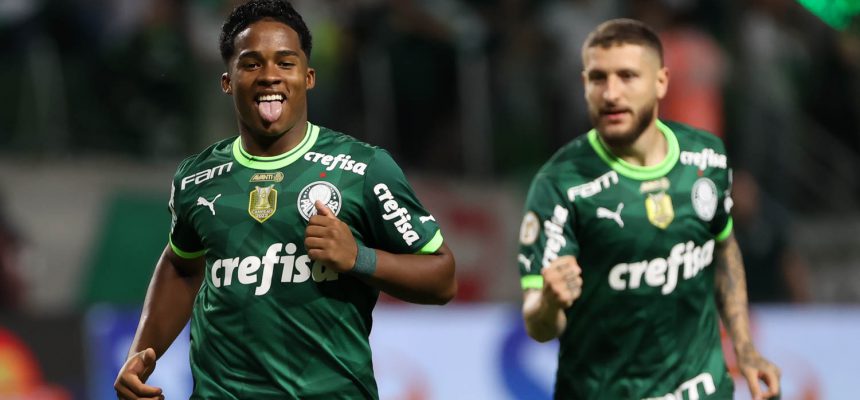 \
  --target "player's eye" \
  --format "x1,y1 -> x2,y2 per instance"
618,71 -> 637,80
588,74 -> 606,83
